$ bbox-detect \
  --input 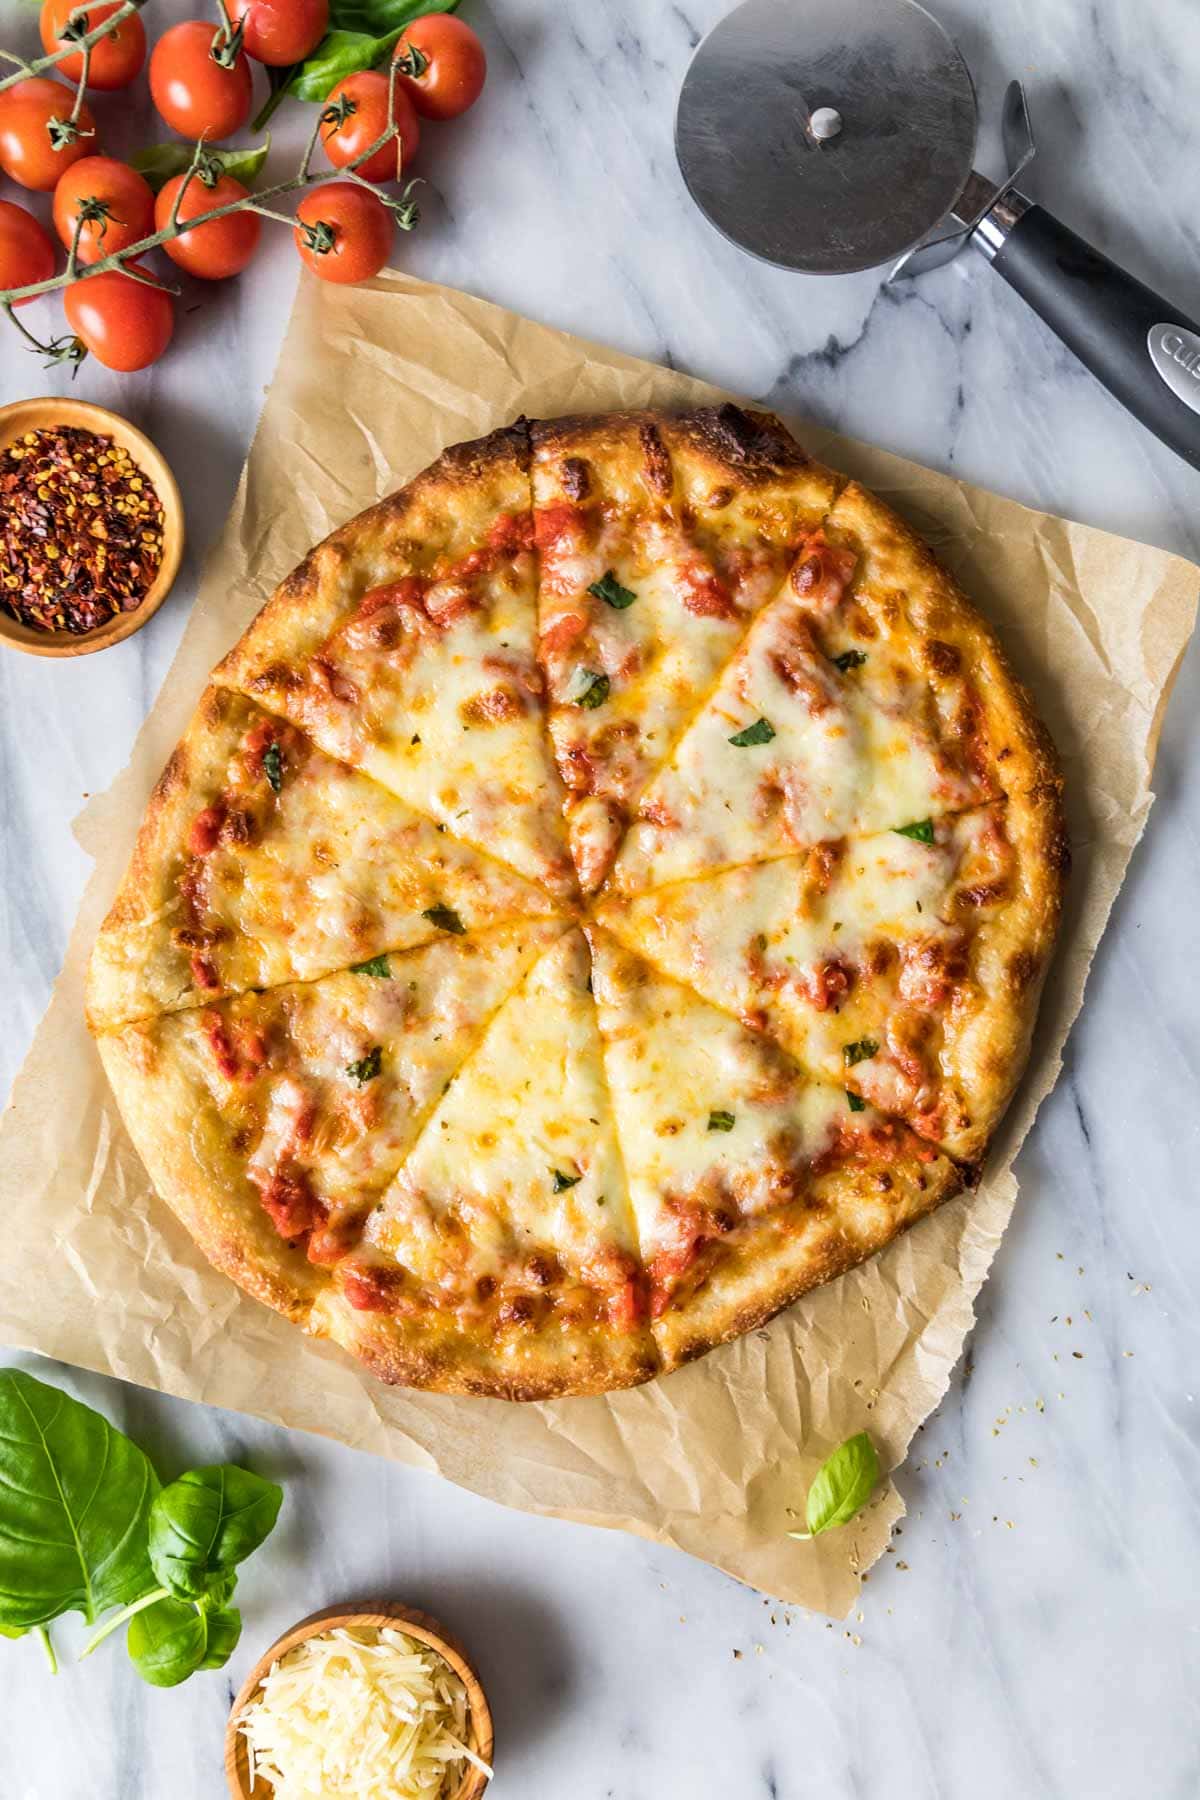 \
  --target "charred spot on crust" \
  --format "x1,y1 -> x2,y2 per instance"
560,456 -> 591,501
690,404 -> 808,479
923,637 -> 961,676
1008,947 -> 1040,990
639,422 -> 673,497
